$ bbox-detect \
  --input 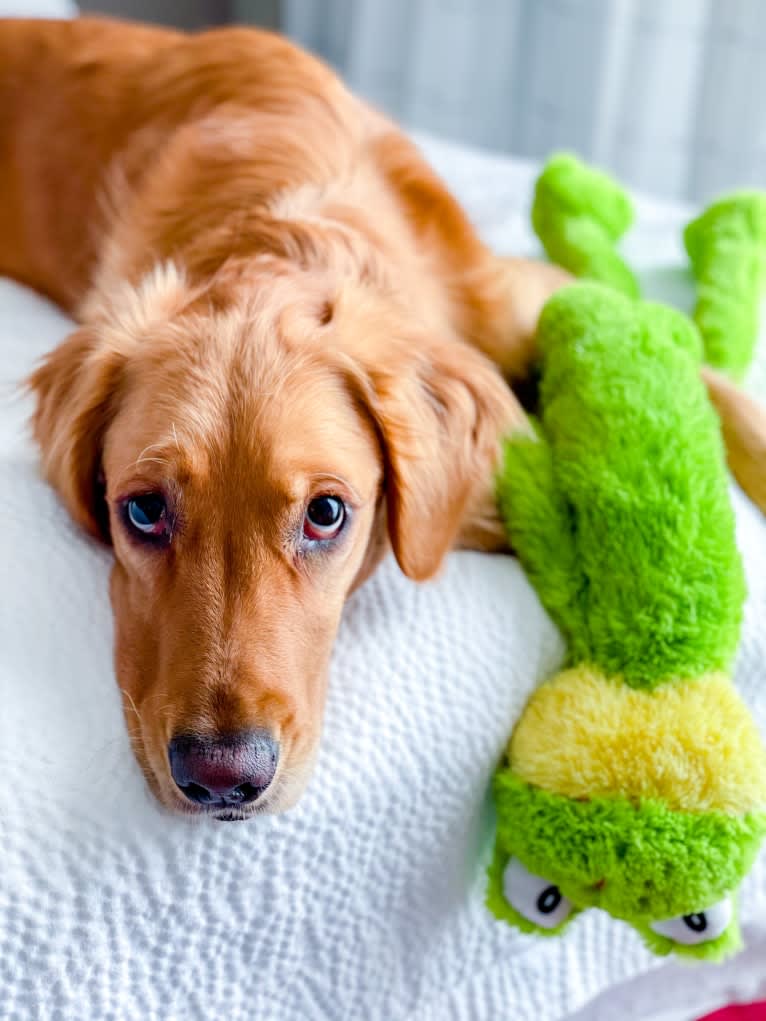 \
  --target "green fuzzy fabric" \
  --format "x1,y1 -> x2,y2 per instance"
488,773 -> 766,959
532,153 -> 640,298
496,284 -> 745,688
684,192 -> 766,380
